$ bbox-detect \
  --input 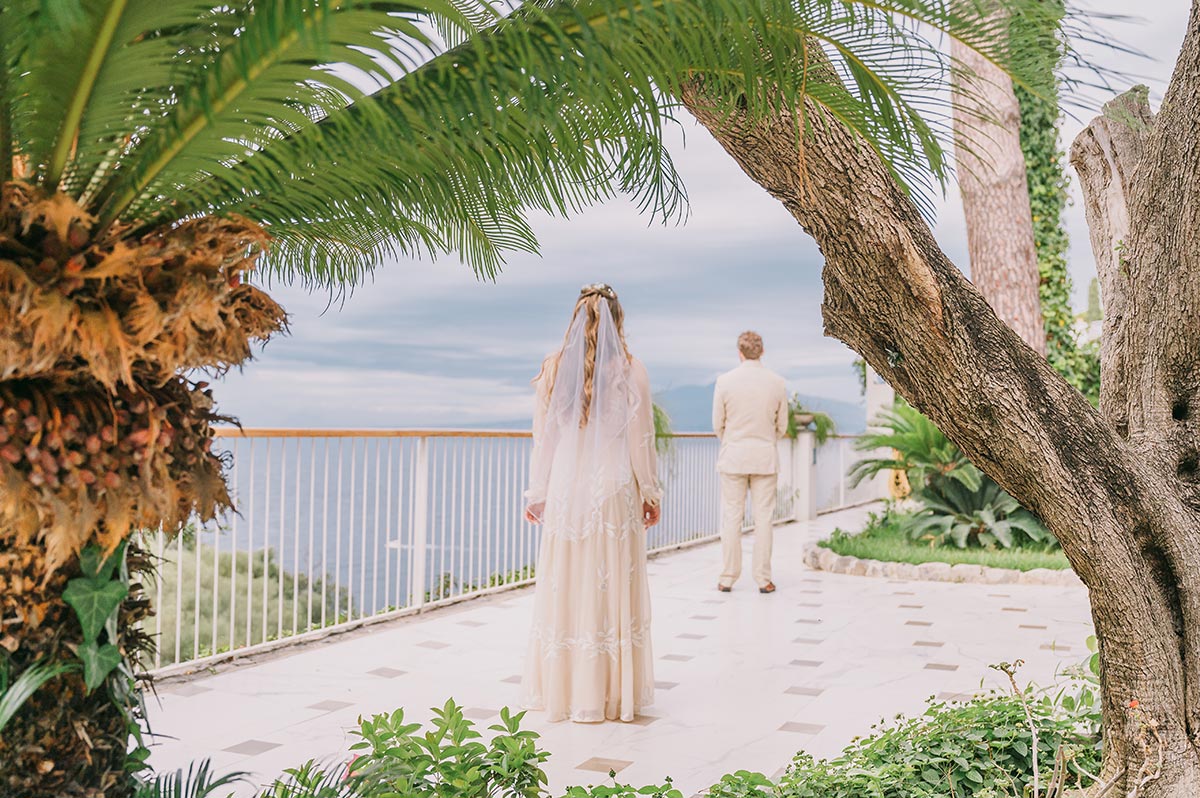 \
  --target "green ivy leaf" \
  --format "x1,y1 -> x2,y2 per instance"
76,641 -> 121,692
78,541 -> 126,581
63,577 -> 128,643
